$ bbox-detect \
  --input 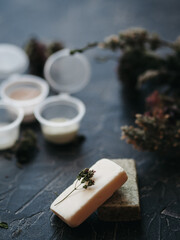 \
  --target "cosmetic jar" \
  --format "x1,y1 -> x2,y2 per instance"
0,102 -> 23,150
0,74 -> 49,122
